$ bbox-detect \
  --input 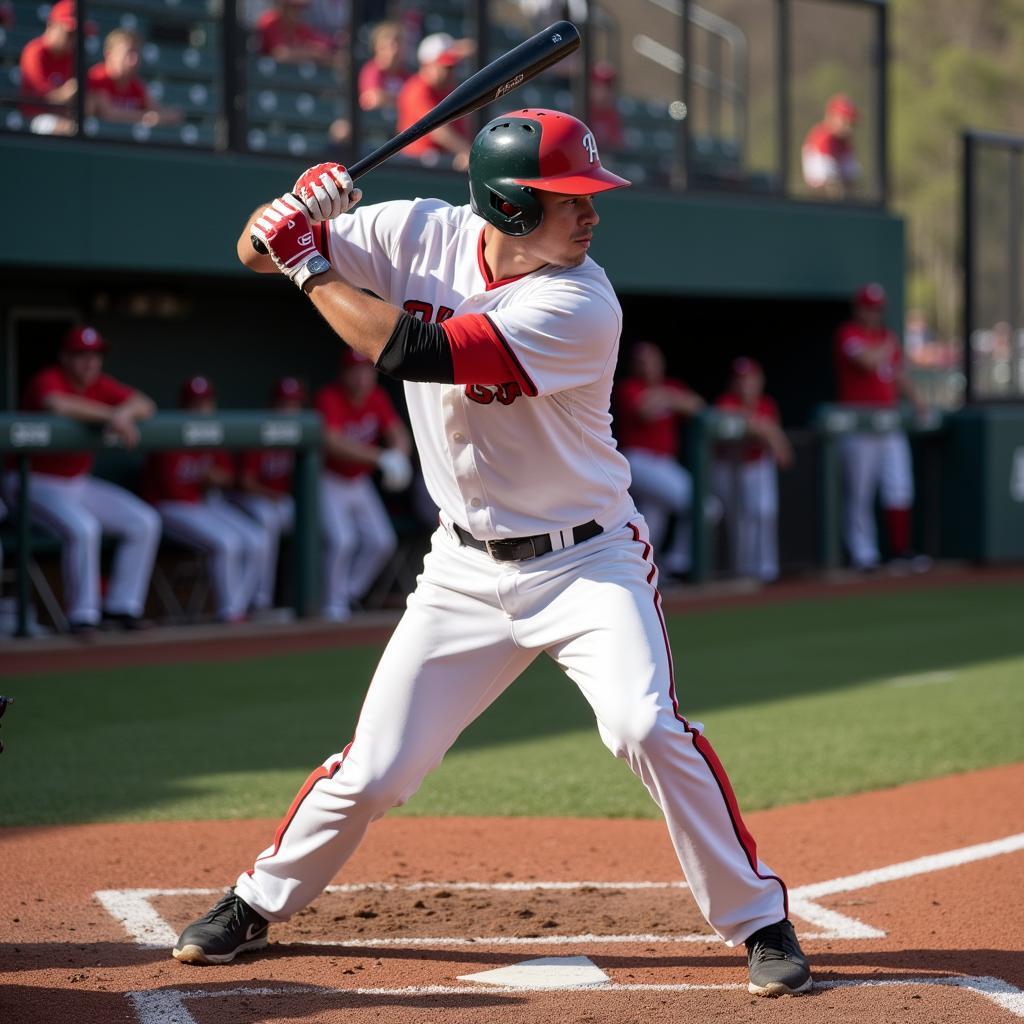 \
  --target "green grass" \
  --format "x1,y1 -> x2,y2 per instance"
1,583 -> 1022,825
